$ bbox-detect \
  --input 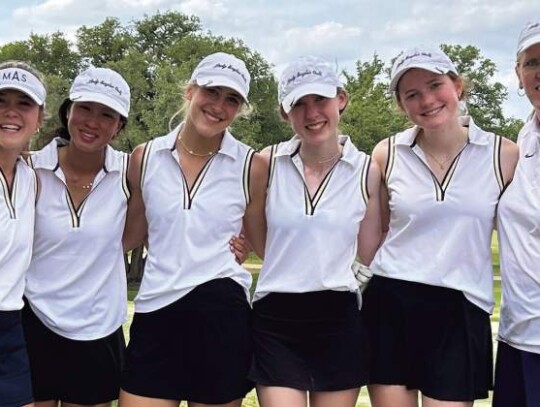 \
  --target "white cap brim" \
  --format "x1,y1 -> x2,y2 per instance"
281,83 -> 338,114
70,92 -> 129,118
0,84 -> 45,106
194,76 -> 249,103
390,64 -> 455,92
518,35 -> 540,54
